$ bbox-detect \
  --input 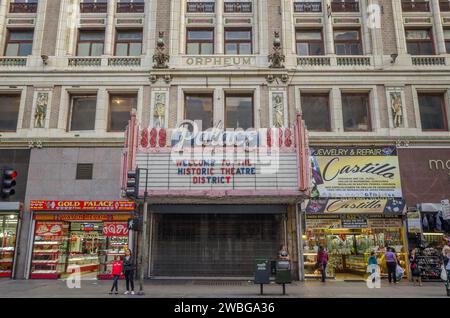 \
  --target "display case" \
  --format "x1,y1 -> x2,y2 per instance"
0,247 -> 15,277
98,236 -> 128,279
0,214 -> 18,278
31,222 -> 68,279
